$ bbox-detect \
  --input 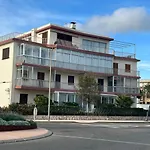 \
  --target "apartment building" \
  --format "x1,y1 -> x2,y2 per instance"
0,22 -> 140,110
